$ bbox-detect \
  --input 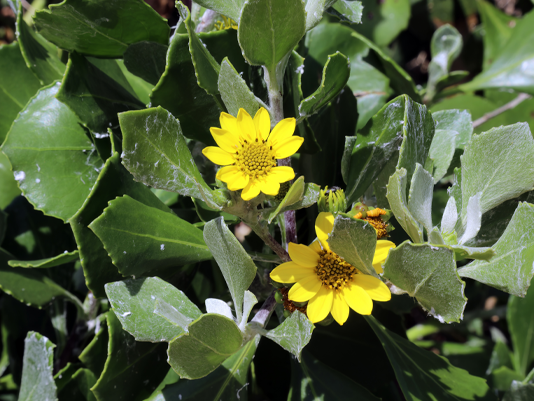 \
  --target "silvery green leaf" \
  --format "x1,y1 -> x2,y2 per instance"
154,299 -> 195,331
427,25 -> 462,100
458,202 -> 534,297
458,193 -> 482,245
305,0 -> 337,30
205,298 -> 234,321
264,312 -> 314,361
432,109 -> 472,149
451,245 -> 495,262
429,129 -> 457,183
441,196 -> 458,236
266,176 -> 305,223
429,227 -> 444,245
408,163 -> 434,232
239,290 -> 258,331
